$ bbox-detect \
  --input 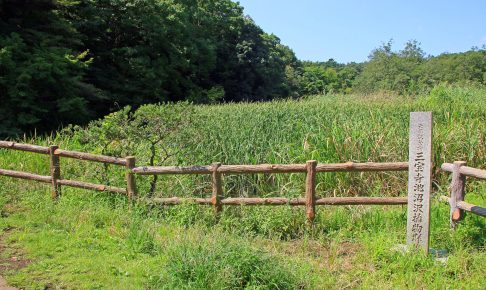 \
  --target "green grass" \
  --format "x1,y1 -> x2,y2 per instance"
1,185 -> 484,289
0,85 -> 485,289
